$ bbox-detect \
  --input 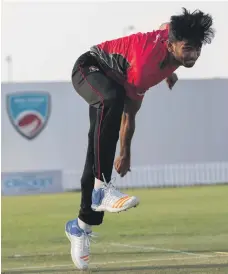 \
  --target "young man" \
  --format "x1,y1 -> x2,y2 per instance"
66,8 -> 214,270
